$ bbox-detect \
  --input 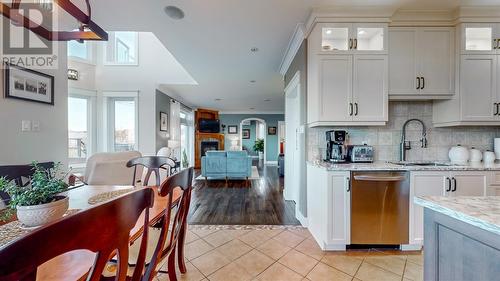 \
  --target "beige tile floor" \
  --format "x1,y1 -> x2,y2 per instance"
156,226 -> 423,281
